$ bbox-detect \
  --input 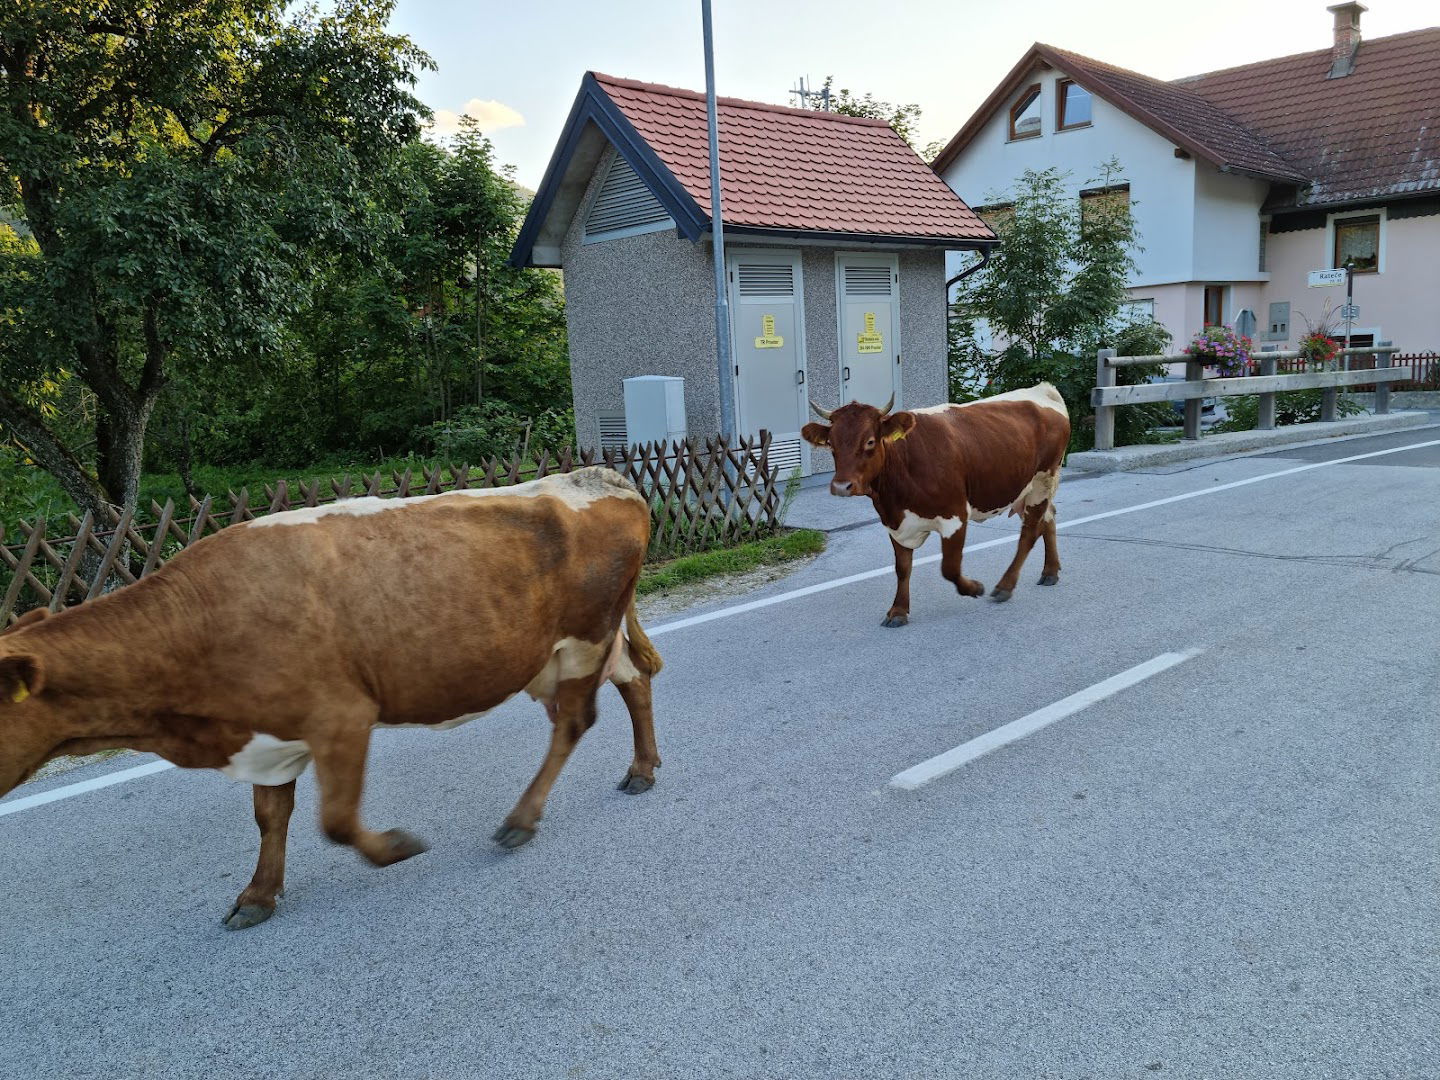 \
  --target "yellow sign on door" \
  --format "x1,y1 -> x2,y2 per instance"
755,312 -> 784,349
857,310 -> 884,354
